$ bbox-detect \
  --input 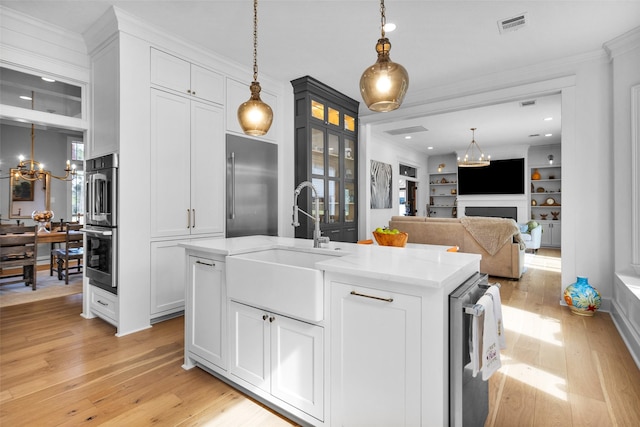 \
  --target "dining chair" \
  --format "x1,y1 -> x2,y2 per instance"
0,225 -> 38,291
50,221 -> 79,276
51,223 -> 83,284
